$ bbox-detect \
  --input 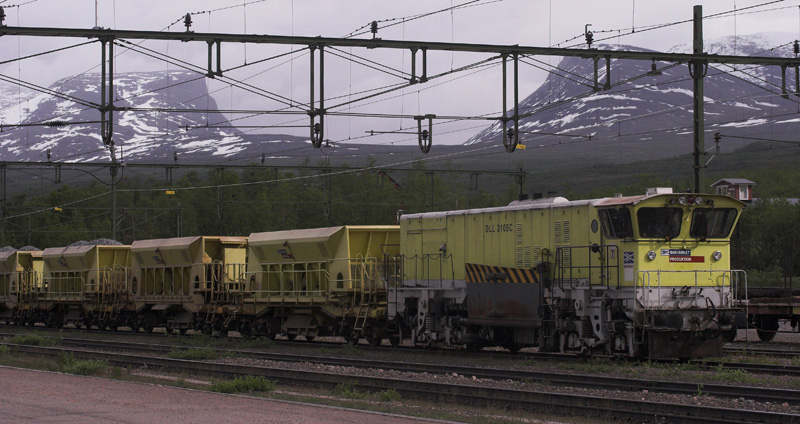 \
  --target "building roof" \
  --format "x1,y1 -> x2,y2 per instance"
711,178 -> 756,187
